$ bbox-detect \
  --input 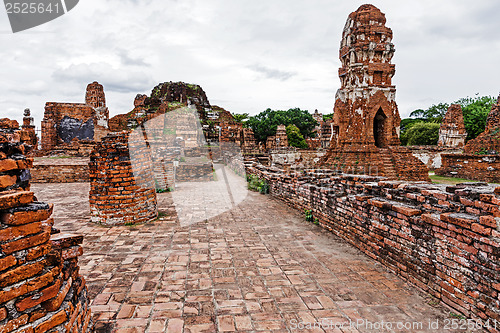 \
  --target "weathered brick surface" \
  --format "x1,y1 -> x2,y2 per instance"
319,5 -> 430,182
0,119 -> 92,333
89,131 -> 158,226
247,161 -> 500,327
